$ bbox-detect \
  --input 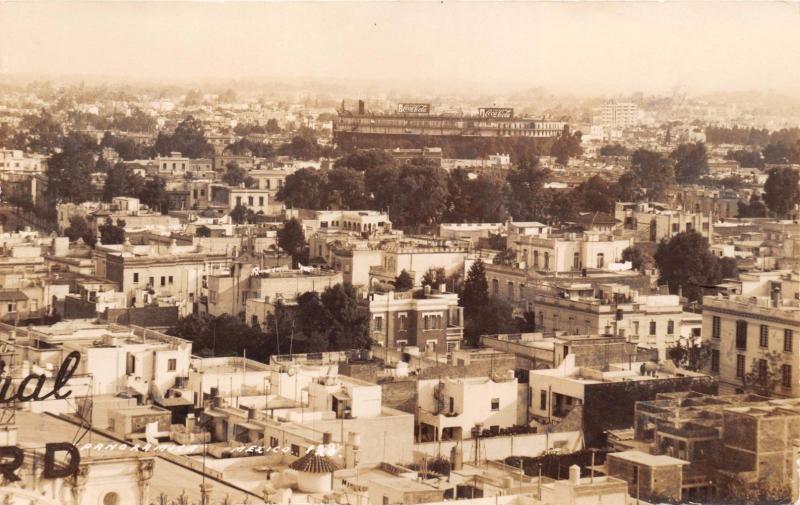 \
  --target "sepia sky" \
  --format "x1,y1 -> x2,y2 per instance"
1,1 -> 799,94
